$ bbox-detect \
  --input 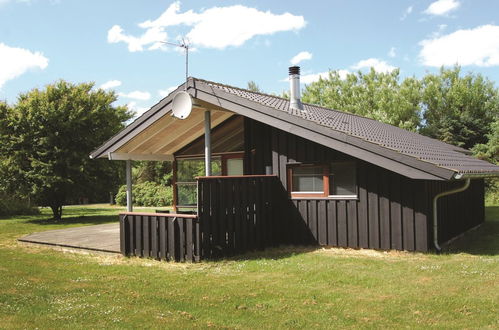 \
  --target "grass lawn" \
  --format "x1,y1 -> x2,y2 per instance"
0,204 -> 498,329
